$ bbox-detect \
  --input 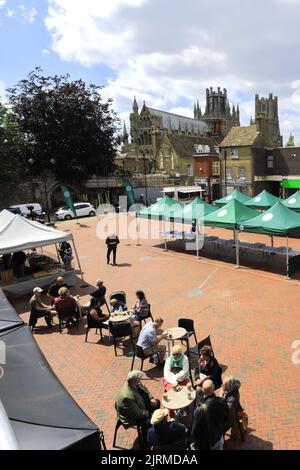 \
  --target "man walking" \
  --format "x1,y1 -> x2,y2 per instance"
106,233 -> 120,265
